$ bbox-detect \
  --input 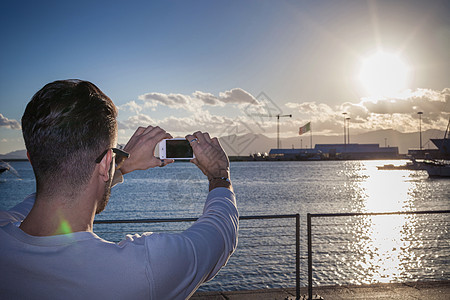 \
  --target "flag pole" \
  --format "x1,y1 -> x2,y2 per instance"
310,122 -> 312,149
